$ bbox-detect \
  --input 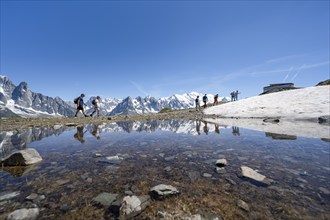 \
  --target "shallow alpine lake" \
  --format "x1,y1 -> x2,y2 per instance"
0,119 -> 329,219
